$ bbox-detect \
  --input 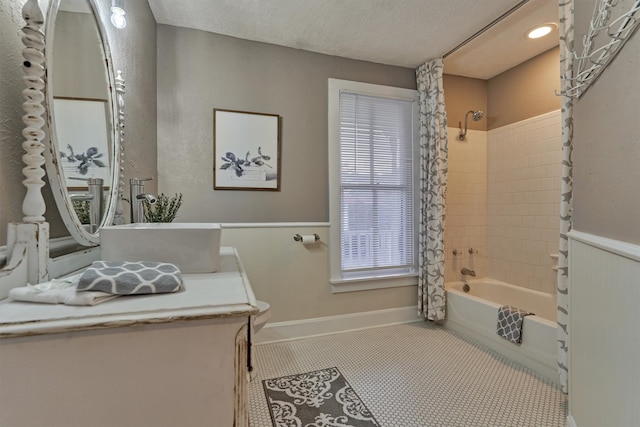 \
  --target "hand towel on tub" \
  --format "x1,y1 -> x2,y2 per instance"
77,260 -> 183,295
496,305 -> 534,344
